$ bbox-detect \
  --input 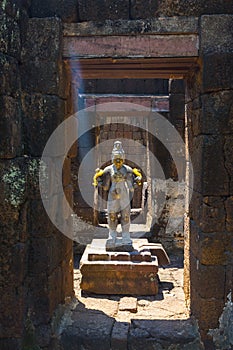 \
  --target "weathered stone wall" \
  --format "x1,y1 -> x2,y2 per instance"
184,14 -> 233,345
20,17 -> 74,349
0,5 -> 74,349
0,2 -> 30,348
29,0 -> 233,22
